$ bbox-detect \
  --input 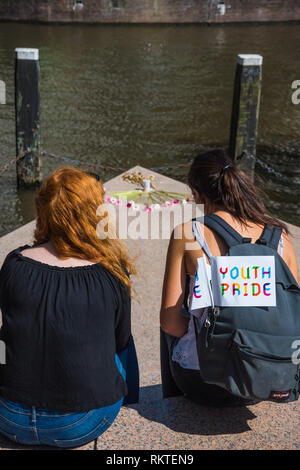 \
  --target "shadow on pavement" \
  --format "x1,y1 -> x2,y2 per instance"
129,384 -> 257,436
